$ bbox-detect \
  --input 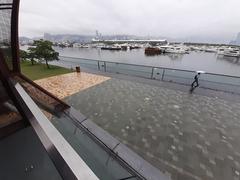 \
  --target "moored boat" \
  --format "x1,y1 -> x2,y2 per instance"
160,45 -> 188,54
145,47 -> 162,55
205,47 -> 217,53
217,47 -> 240,57
223,49 -> 240,57
101,45 -> 121,50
